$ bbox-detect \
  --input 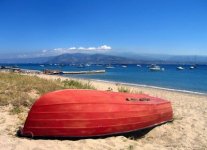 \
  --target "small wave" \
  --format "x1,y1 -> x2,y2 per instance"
86,79 -> 207,96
